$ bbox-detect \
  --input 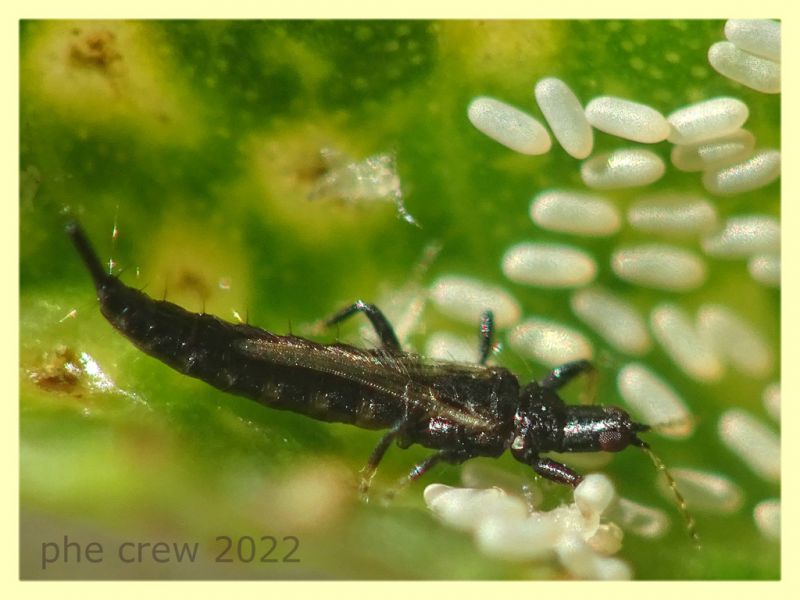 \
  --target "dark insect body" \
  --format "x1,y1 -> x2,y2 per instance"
66,221 -> 697,542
